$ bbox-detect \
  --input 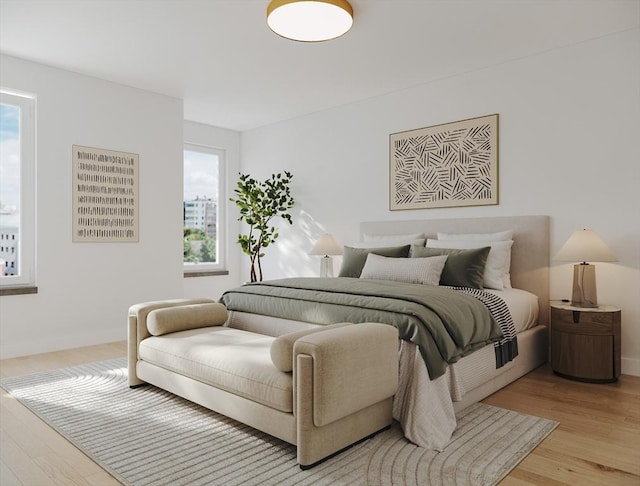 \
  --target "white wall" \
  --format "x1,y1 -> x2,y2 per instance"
0,55 -> 184,358
241,30 -> 640,375
182,120 -> 243,299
